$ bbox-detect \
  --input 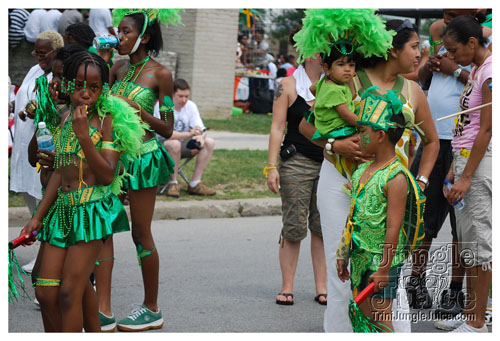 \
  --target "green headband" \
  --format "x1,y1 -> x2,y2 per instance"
112,9 -> 184,38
